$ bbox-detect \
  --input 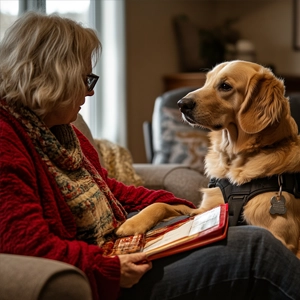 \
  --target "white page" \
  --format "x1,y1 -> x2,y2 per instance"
143,219 -> 193,252
189,206 -> 220,236
143,206 -> 221,253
